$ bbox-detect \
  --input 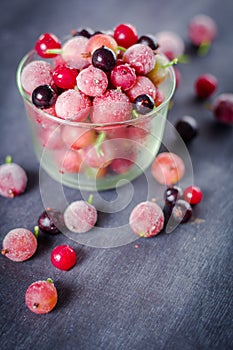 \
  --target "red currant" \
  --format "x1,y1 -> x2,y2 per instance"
194,74 -> 218,99
51,245 -> 77,271
35,32 -> 61,58
183,185 -> 203,205
113,23 -> 138,49
52,65 -> 78,89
